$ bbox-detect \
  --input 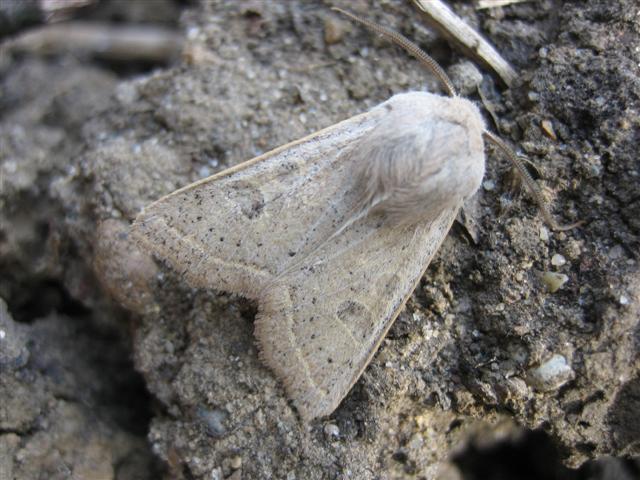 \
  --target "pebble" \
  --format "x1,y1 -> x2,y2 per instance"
542,272 -> 569,293
482,179 -> 496,191
324,16 -> 347,45
222,455 -> 242,477
551,254 -> 566,267
608,245 -> 624,259
230,456 -> 242,470
564,239 -> 583,260
196,407 -> 228,437
539,226 -> 550,242
447,60 -> 483,96
0,298 -> 29,369
324,423 -> 340,440
198,165 -> 211,178
471,380 -> 498,405
541,119 -> 557,140
506,376 -> 529,399
210,467 -> 223,480
227,471 -> 241,480
526,354 -> 574,392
